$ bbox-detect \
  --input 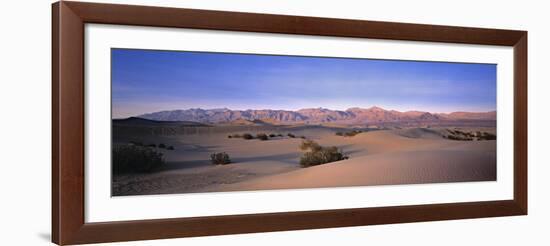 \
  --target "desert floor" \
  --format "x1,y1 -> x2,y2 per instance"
112,126 -> 496,196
